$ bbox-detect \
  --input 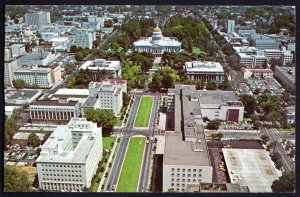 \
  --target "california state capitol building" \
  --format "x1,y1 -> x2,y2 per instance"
133,25 -> 181,57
